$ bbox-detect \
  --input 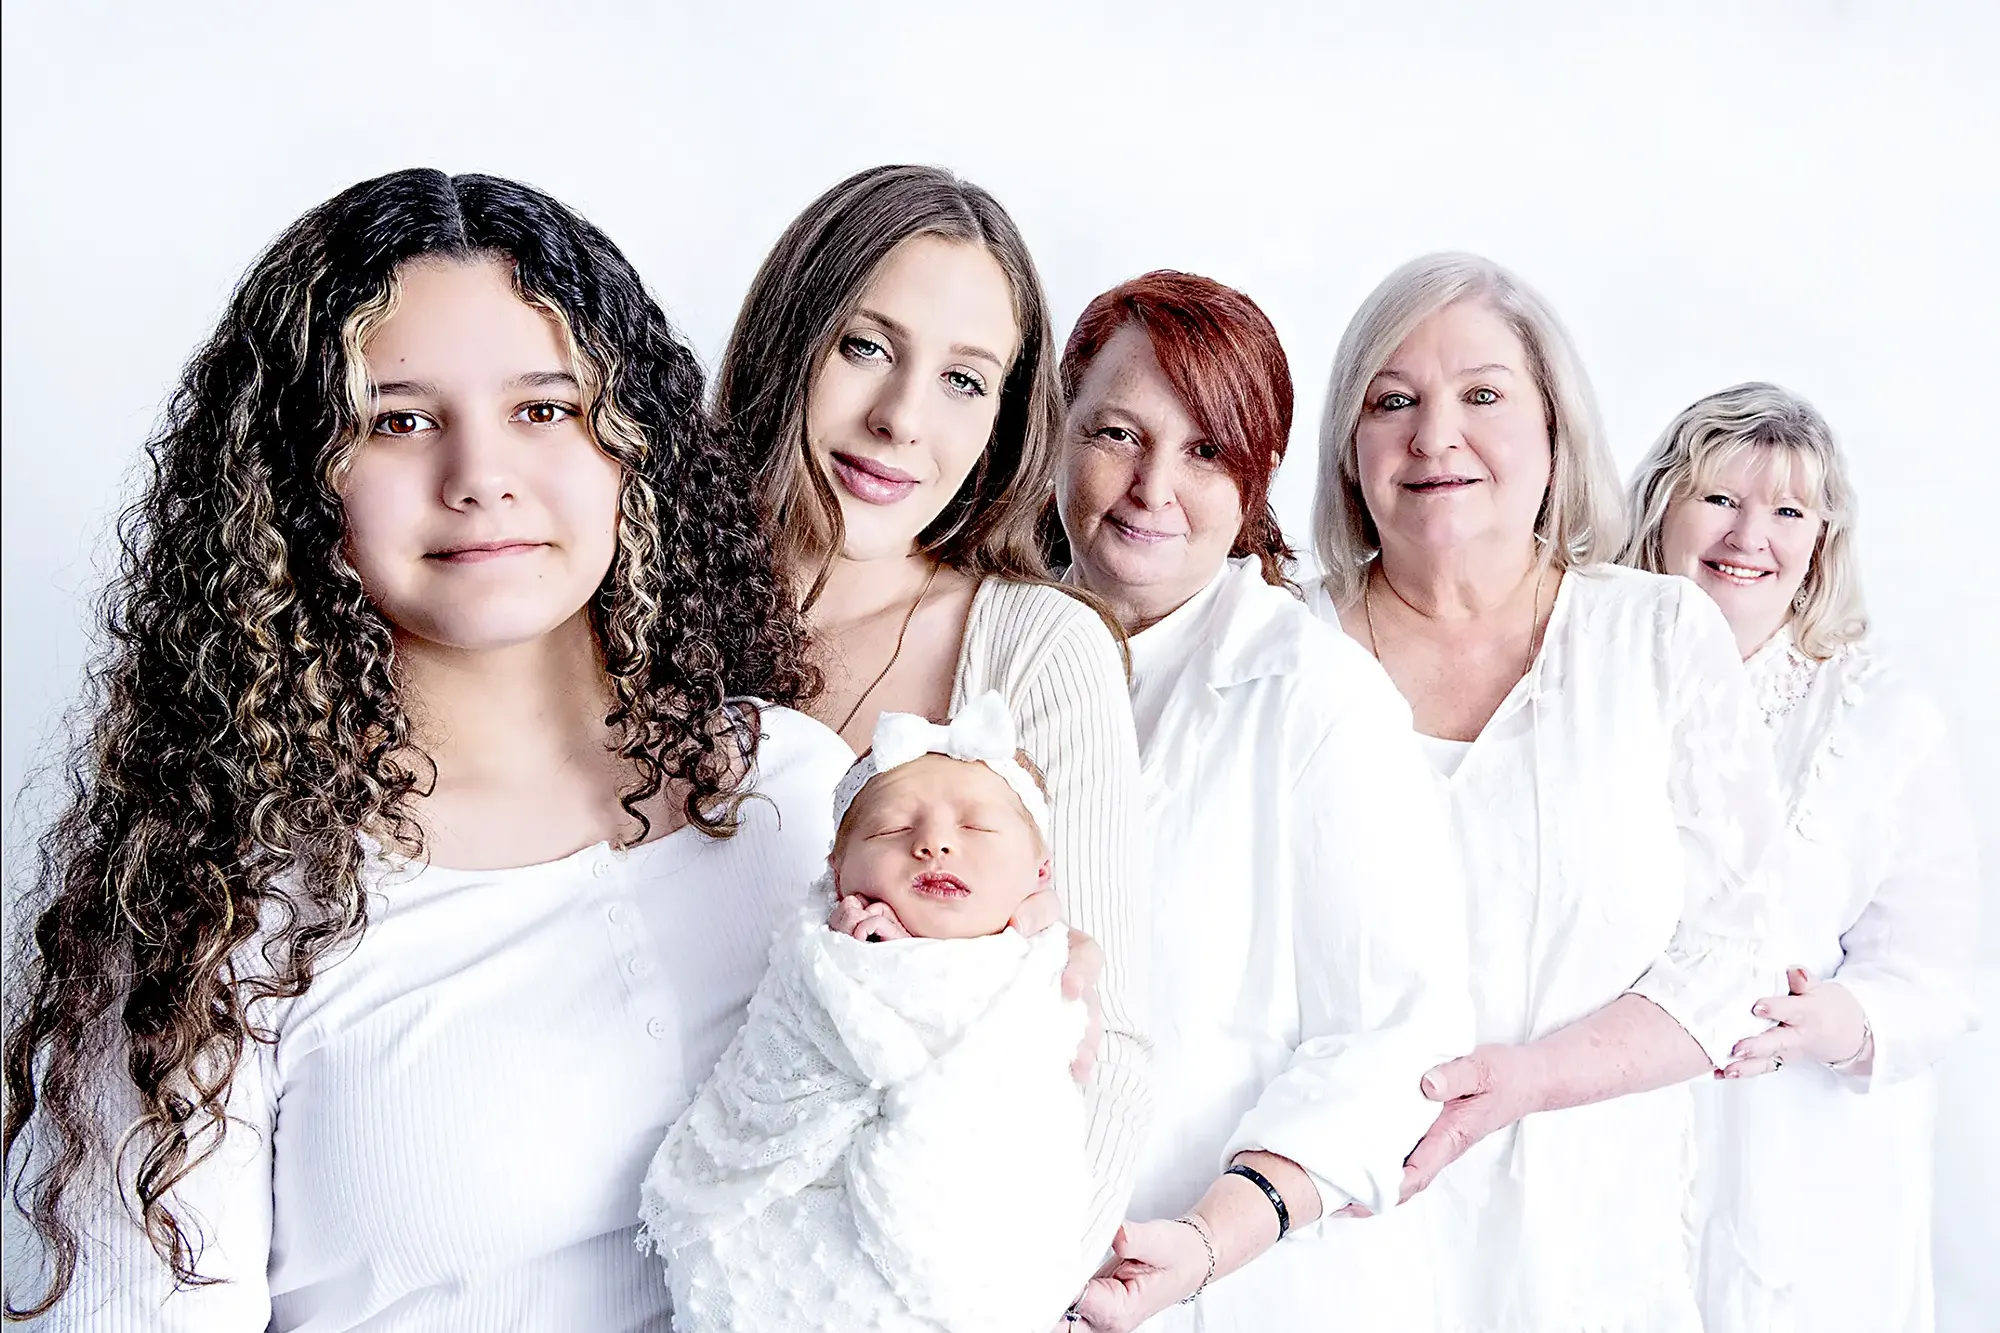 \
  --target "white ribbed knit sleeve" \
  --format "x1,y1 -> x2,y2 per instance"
953,579 -> 1153,1268
16,1039 -> 280,1332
